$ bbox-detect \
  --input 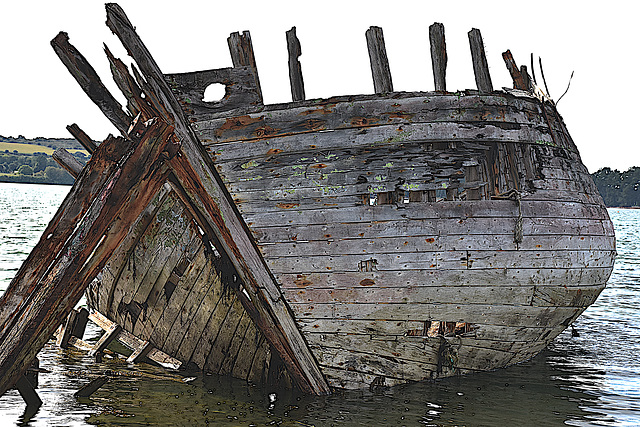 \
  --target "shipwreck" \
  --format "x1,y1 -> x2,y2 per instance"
0,3 -> 615,403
